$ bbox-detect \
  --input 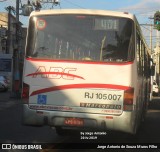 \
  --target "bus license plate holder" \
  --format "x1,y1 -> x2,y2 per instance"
64,118 -> 84,126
